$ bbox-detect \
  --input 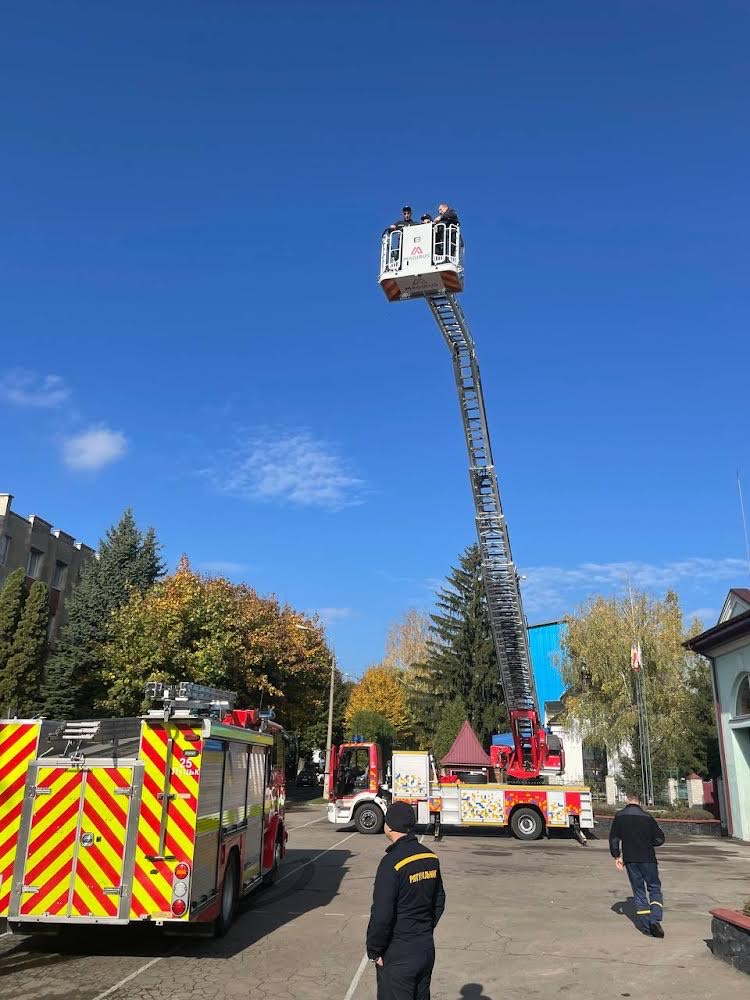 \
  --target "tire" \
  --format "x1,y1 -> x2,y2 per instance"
262,834 -> 283,888
214,852 -> 239,936
354,803 -> 385,835
510,807 -> 544,842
